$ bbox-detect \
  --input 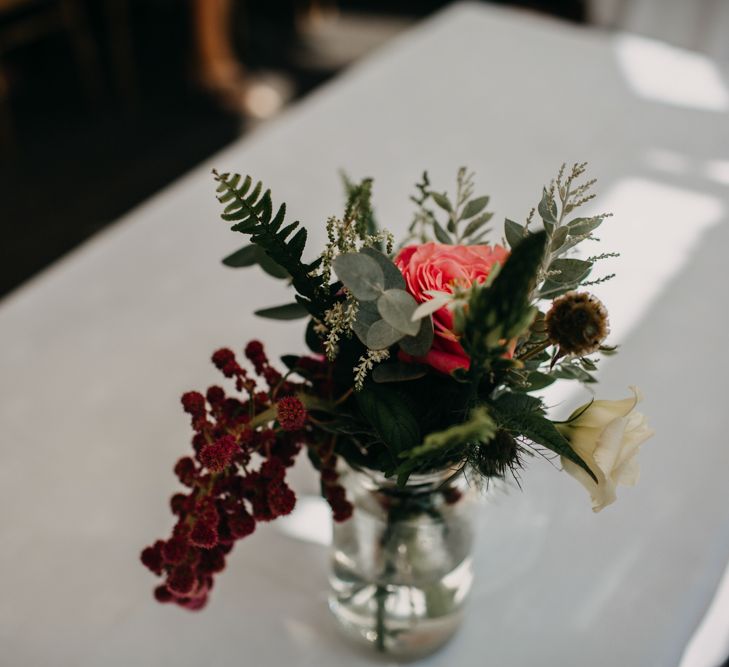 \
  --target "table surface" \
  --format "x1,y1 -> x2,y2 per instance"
2,3 -> 729,666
